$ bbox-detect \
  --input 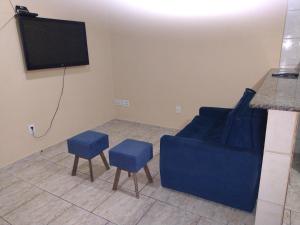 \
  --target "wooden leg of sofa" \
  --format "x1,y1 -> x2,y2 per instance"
113,168 -> 121,190
72,156 -> 79,176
